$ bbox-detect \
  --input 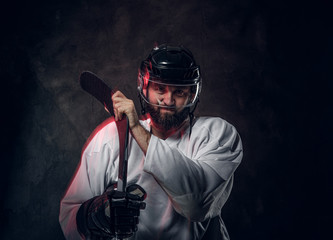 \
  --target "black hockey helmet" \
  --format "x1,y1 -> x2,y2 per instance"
138,44 -> 202,110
